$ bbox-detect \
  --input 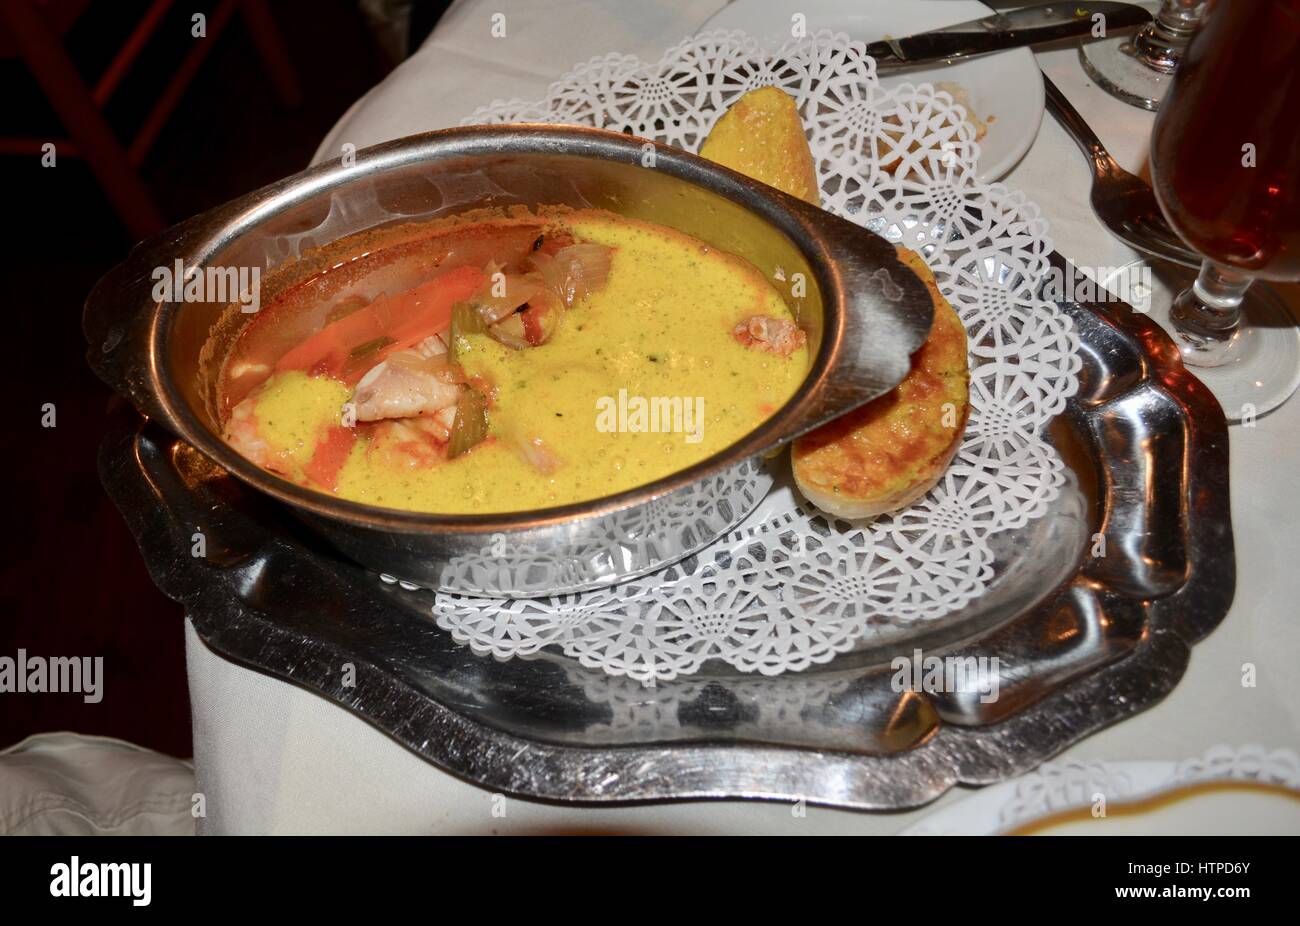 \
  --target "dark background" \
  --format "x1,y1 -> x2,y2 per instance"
2,0 -> 449,757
